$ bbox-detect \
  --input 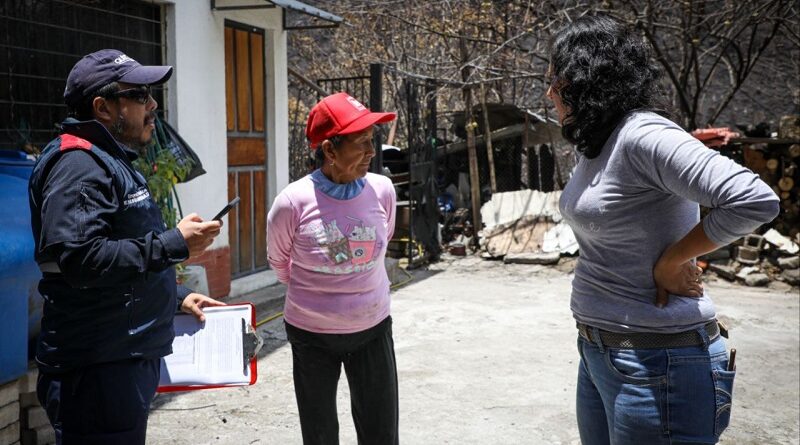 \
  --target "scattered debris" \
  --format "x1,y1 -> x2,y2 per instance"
777,256 -> 799,269
733,265 -> 772,287
504,251 -> 560,265
480,189 -> 562,228
735,234 -> 764,264
707,261 -> 737,281
781,269 -> 799,285
449,243 -> 467,256
702,230 -> 800,288
478,190 -> 577,261
744,273 -> 771,287
763,229 -> 799,255
703,247 -> 731,262
542,222 -> 579,255
482,217 -> 555,258
736,266 -> 760,280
